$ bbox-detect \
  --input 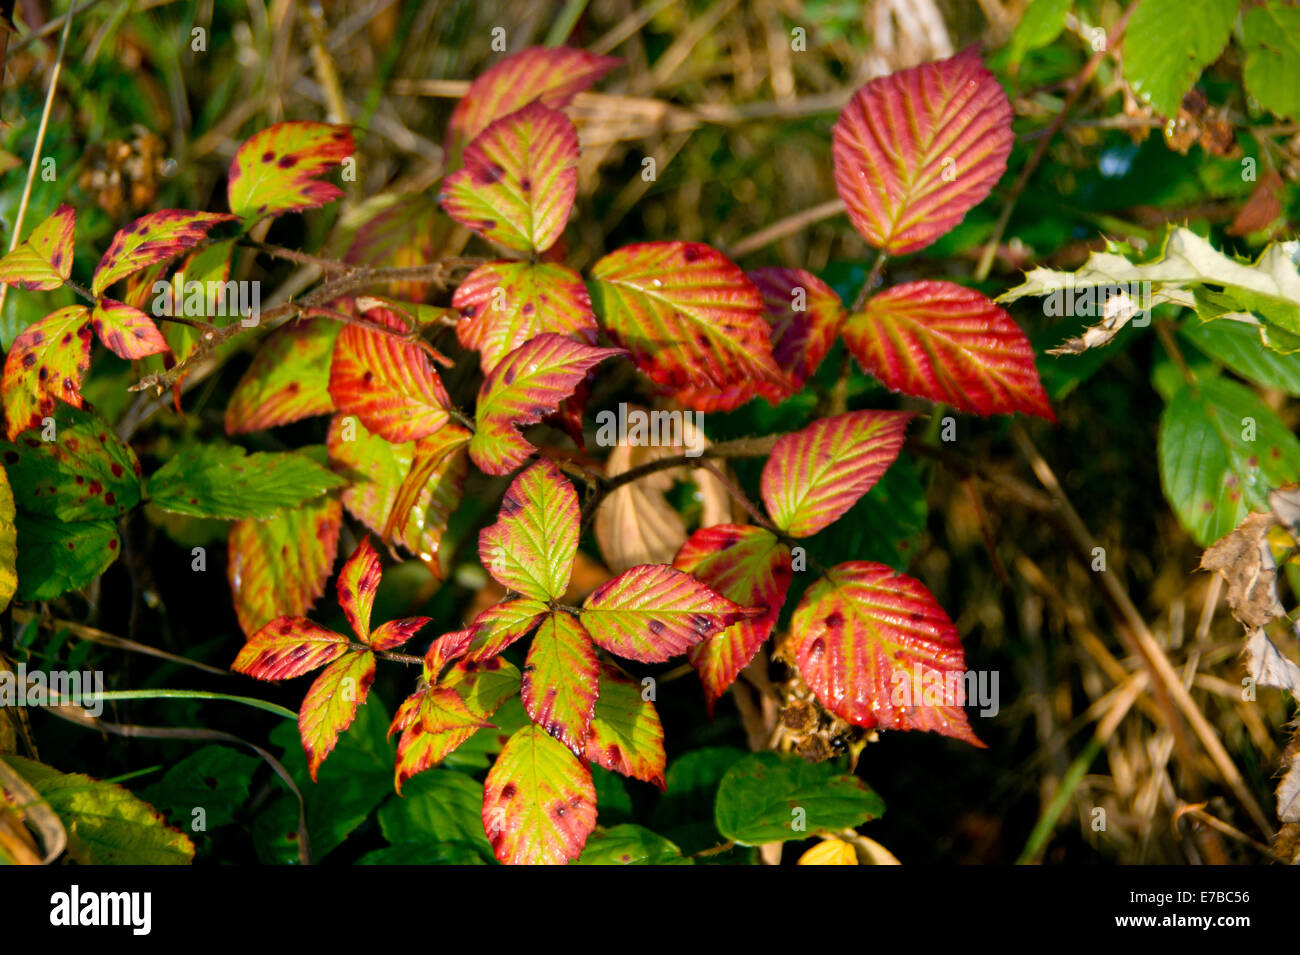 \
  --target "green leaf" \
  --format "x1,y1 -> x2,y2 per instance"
651,746 -> 745,853
140,745 -> 261,830
713,751 -> 885,846
357,841 -> 488,864
573,824 -> 688,865
377,768 -> 495,861
147,444 -> 345,519
0,404 -> 142,521
1243,2 -> 1300,121
3,755 -> 194,864
1006,0 -> 1071,65
1181,318 -> 1300,395
1121,0 -> 1237,117
0,465 -> 16,612
15,514 -> 119,600
1158,374 -> 1300,546
267,697 -> 393,860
